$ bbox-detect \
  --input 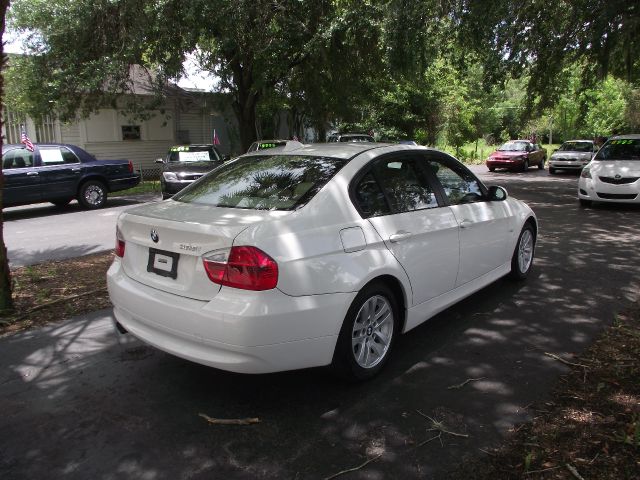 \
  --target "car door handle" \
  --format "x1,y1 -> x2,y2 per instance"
26,171 -> 39,176
72,168 -> 81,173
459,219 -> 473,229
389,231 -> 412,243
